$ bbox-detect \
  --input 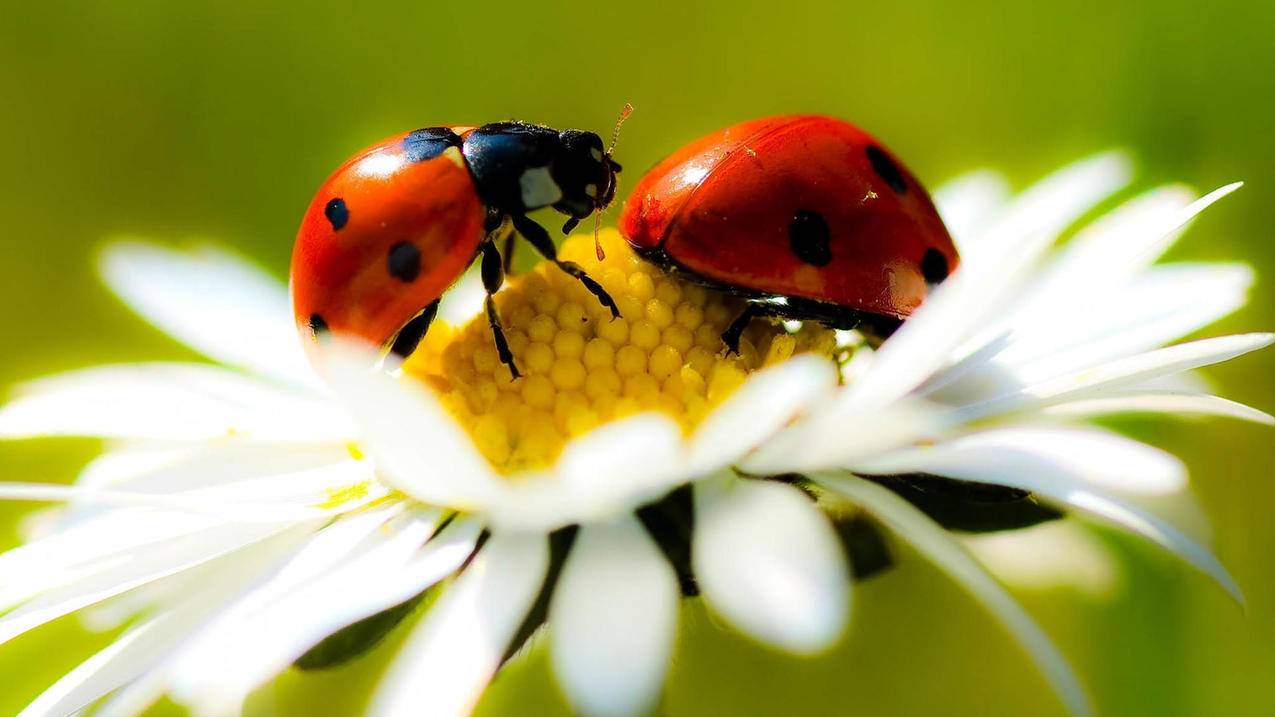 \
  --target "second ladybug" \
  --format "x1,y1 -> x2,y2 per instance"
620,115 -> 959,351
292,120 -> 625,377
